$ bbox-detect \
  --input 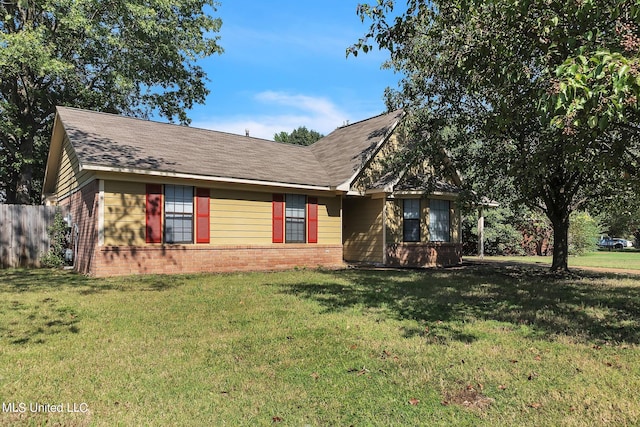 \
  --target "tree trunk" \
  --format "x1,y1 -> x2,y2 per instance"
16,162 -> 33,204
11,131 -> 36,204
550,213 -> 570,271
